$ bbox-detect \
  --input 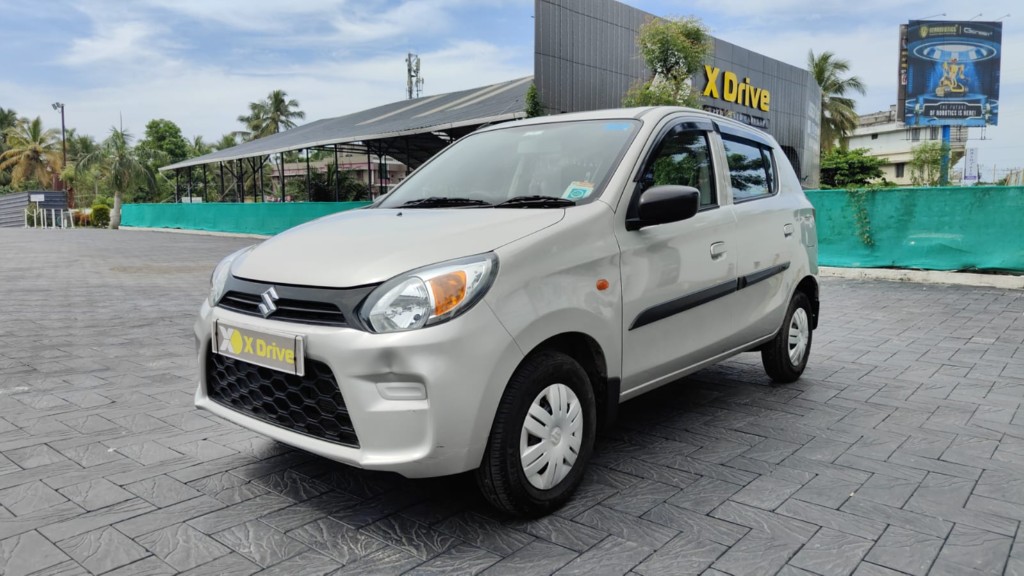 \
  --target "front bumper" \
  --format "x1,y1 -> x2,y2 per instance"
194,299 -> 523,478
